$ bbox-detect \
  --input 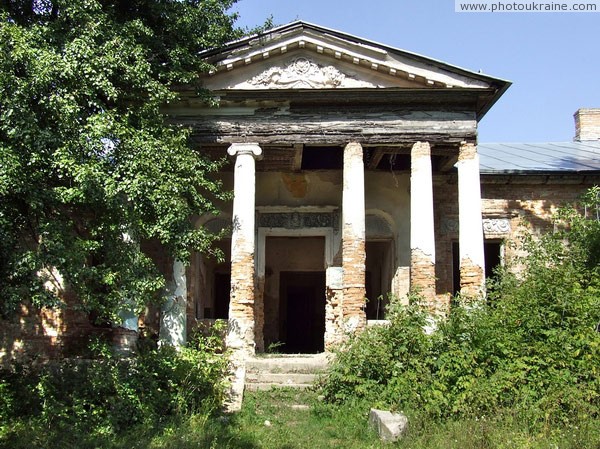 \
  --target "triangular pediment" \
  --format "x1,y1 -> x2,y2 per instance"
201,51 -> 422,91
200,21 -> 509,94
